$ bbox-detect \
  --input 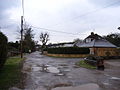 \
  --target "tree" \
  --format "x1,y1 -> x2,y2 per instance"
0,31 -> 8,69
16,23 -> 36,53
73,38 -> 83,43
40,32 -> 50,53
73,38 -> 83,47
23,26 -> 35,53
8,41 -> 20,51
103,33 -> 120,47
